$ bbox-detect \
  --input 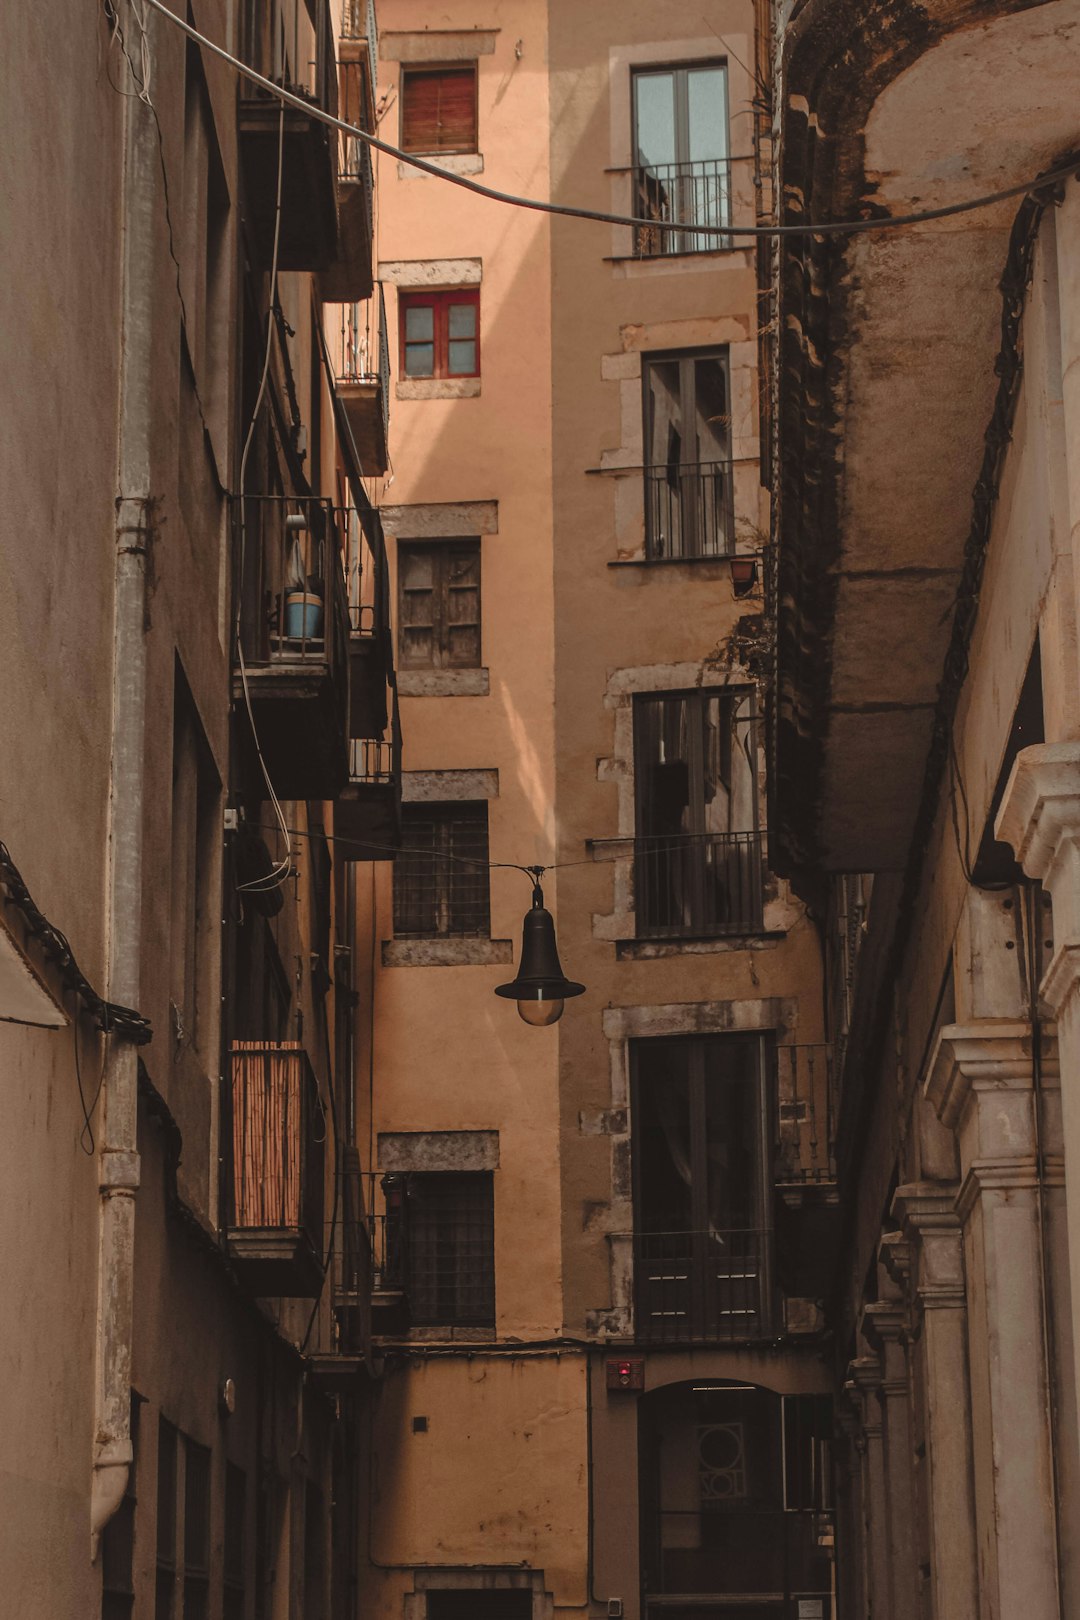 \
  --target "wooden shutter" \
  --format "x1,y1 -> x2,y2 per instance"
401,66 -> 477,153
